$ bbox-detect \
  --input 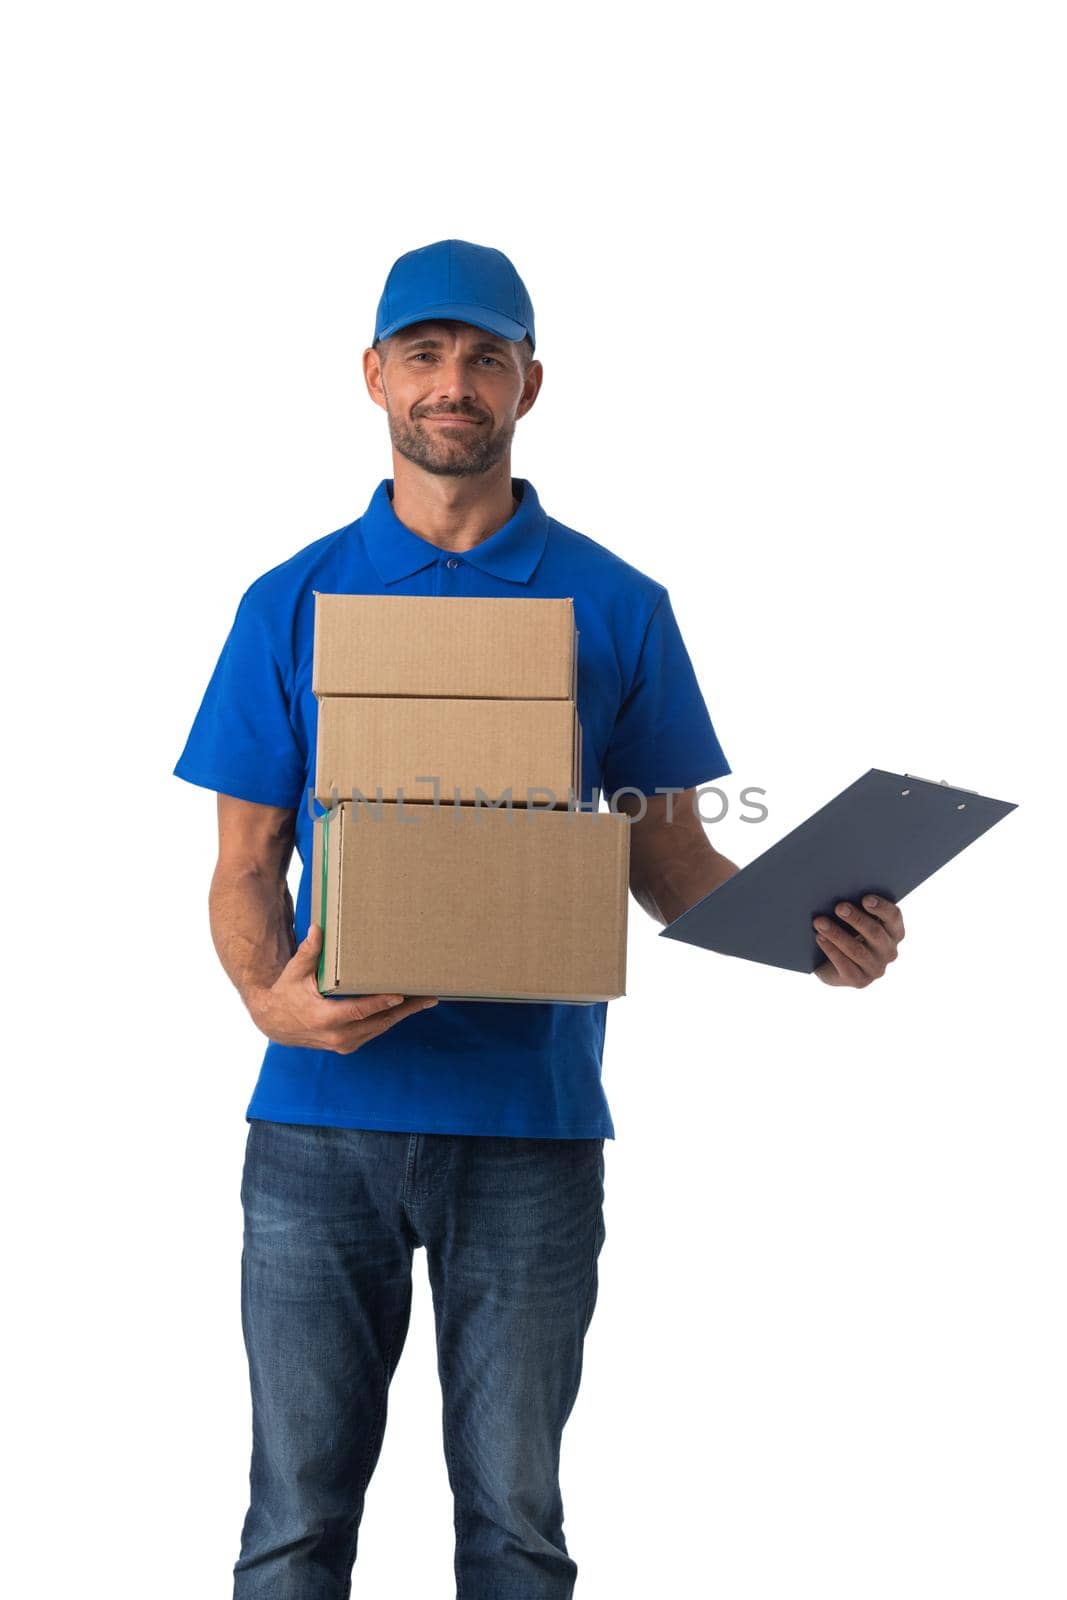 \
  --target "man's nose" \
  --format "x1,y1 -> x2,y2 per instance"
434,355 -> 477,402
